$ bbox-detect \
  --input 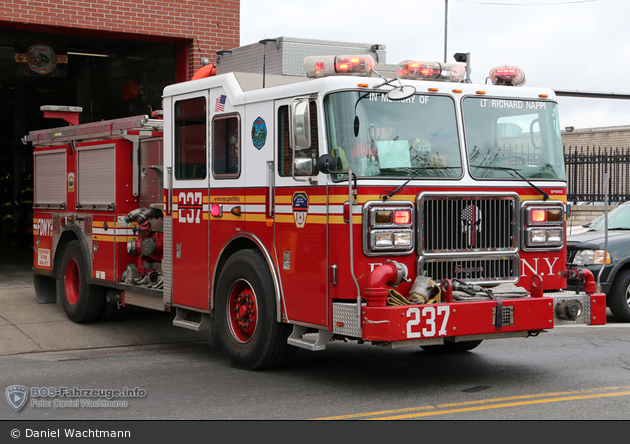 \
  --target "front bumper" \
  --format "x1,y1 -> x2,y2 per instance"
332,292 -> 606,346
